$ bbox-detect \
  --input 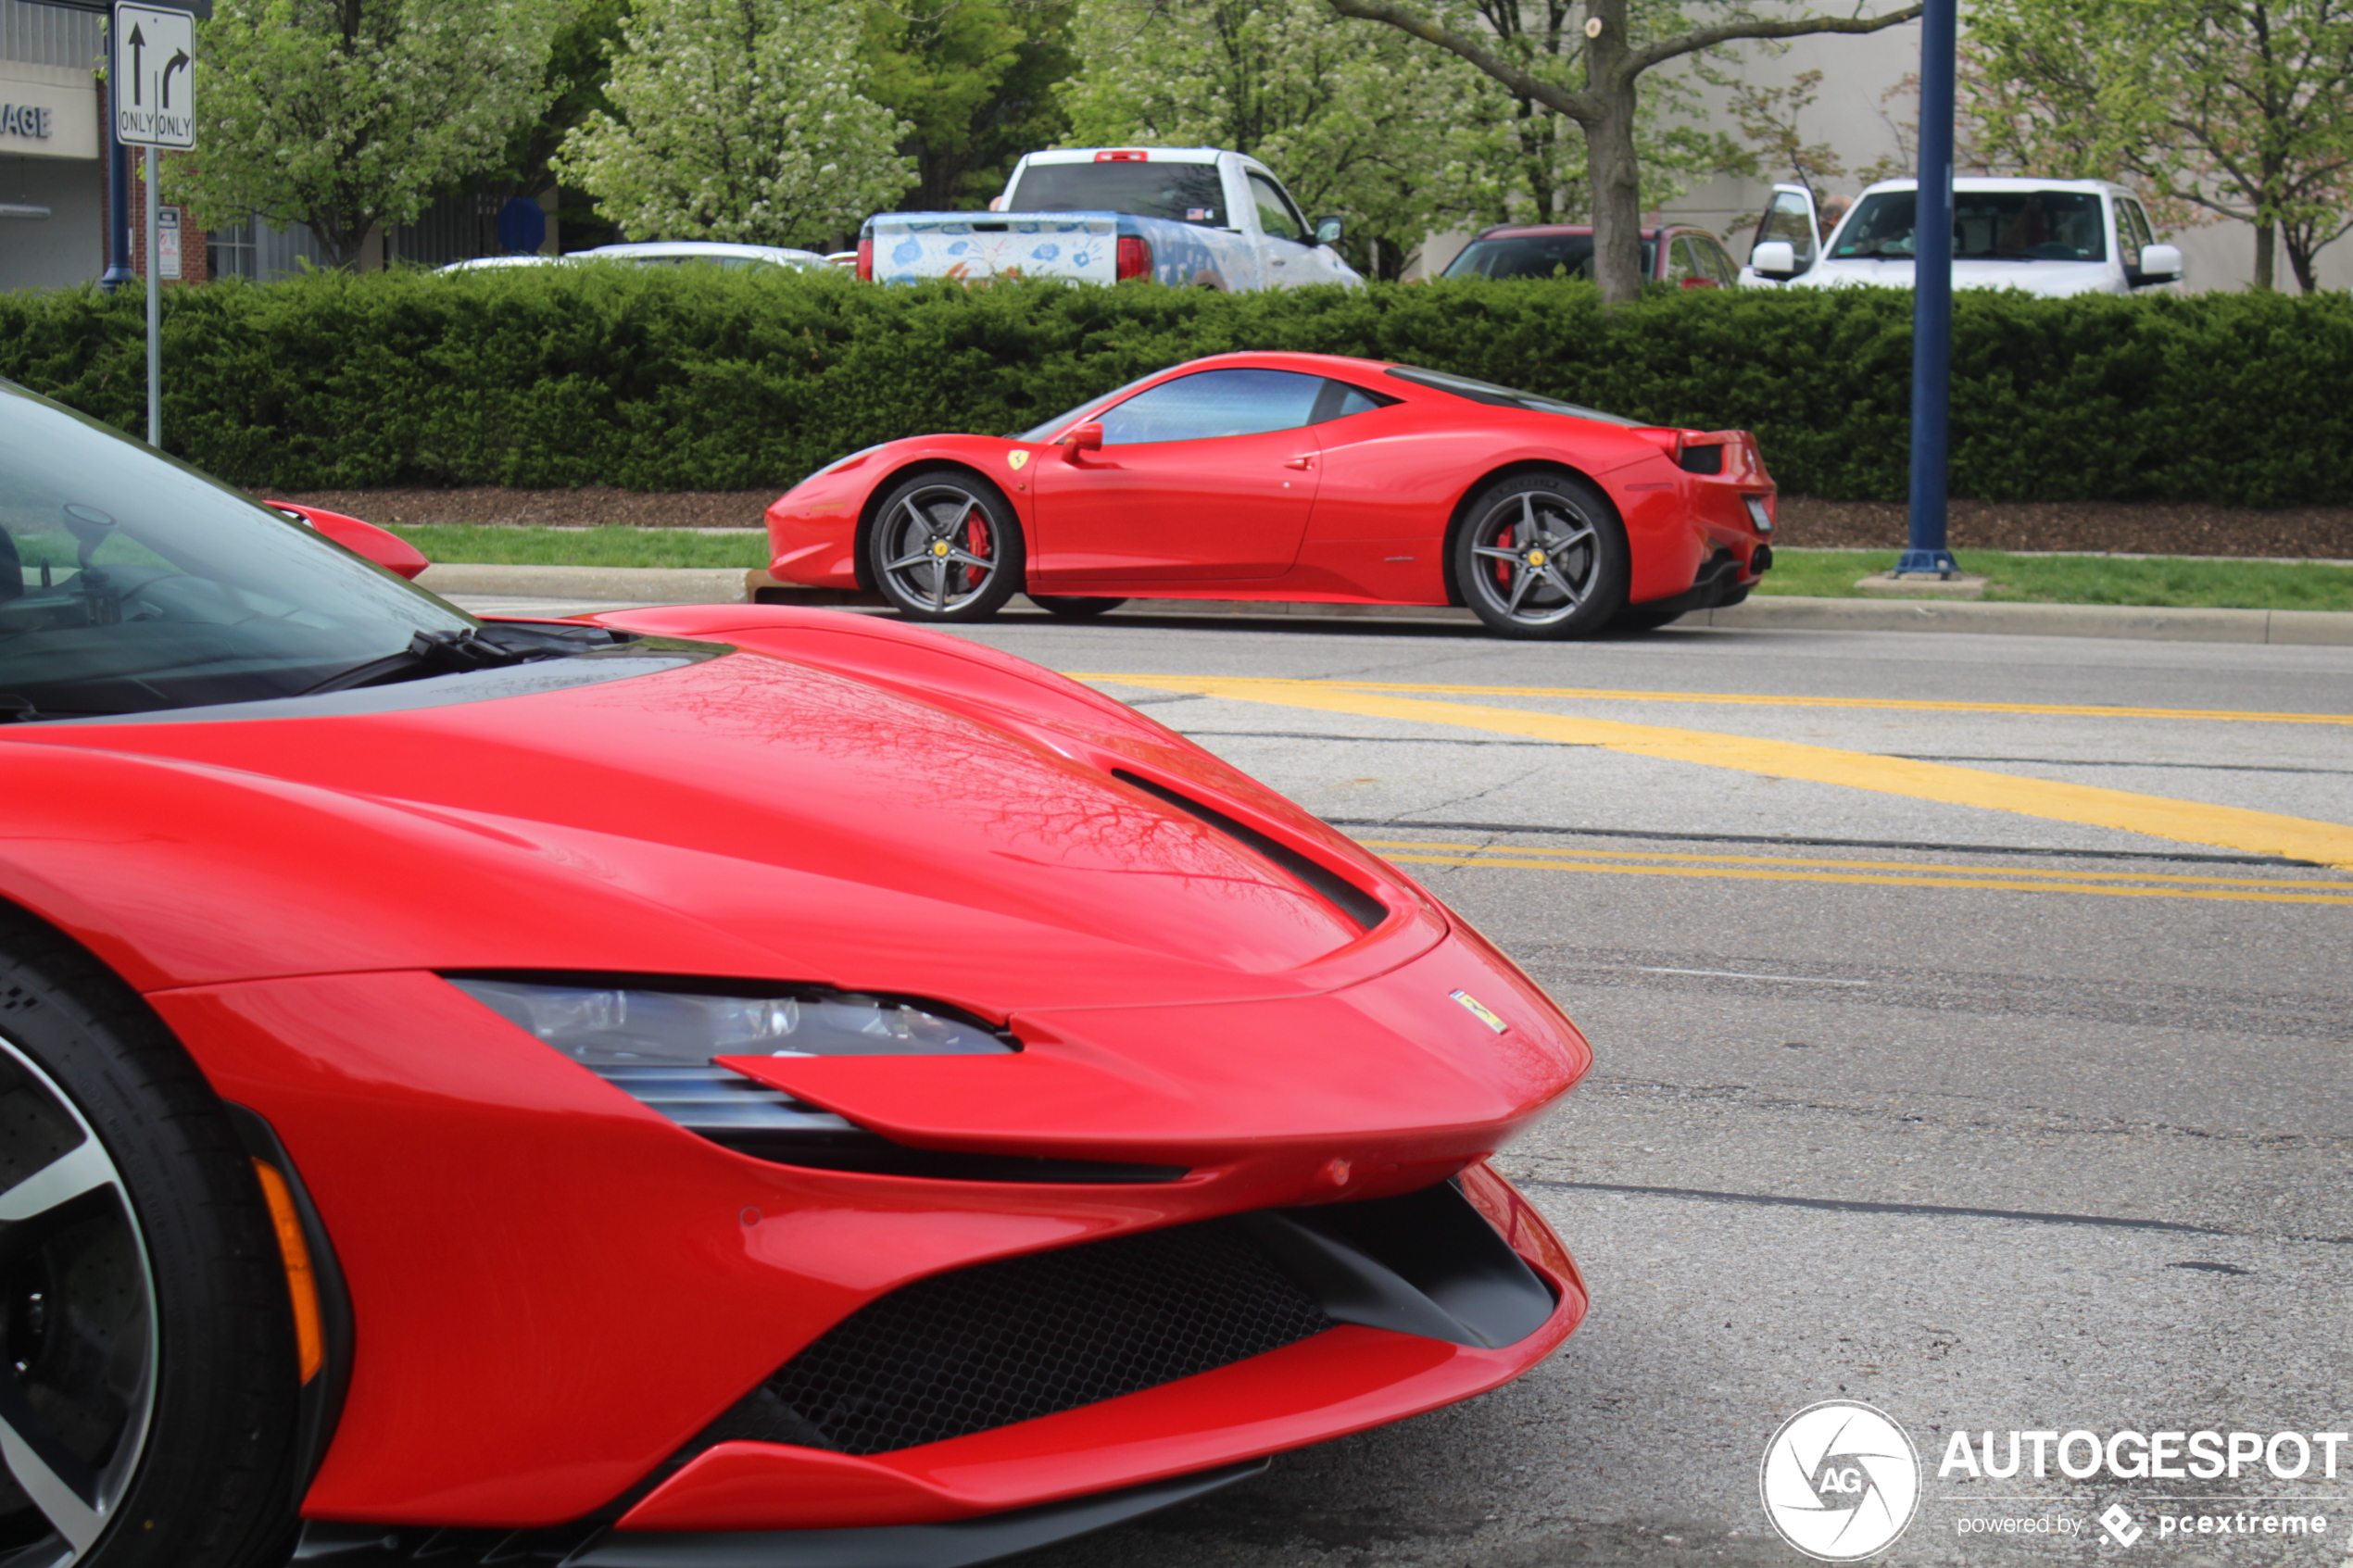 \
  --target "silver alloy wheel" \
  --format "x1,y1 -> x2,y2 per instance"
1464,488 -> 1604,628
875,483 -> 1003,613
0,1034 -> 158,1567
